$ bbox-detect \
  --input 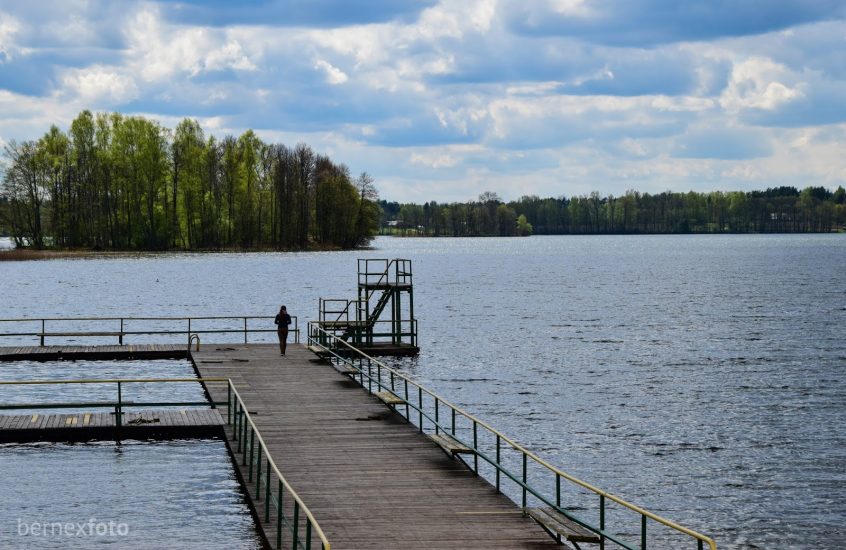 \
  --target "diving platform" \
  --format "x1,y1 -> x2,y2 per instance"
314,258 -> 420,357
